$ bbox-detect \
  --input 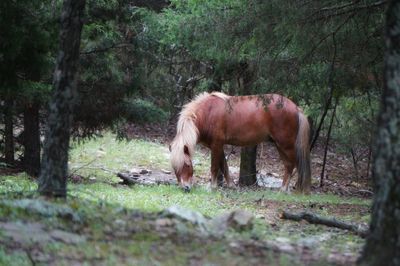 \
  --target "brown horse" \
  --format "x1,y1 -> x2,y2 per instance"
170,92 -> 311,193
